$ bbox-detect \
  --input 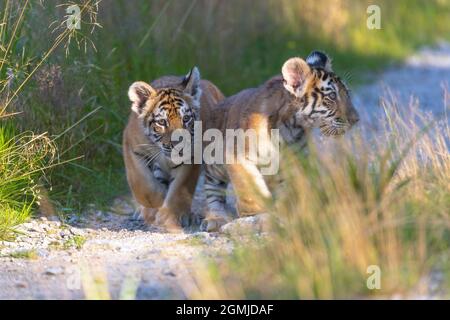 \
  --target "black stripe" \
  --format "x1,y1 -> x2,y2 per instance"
308,93 -> 318,116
